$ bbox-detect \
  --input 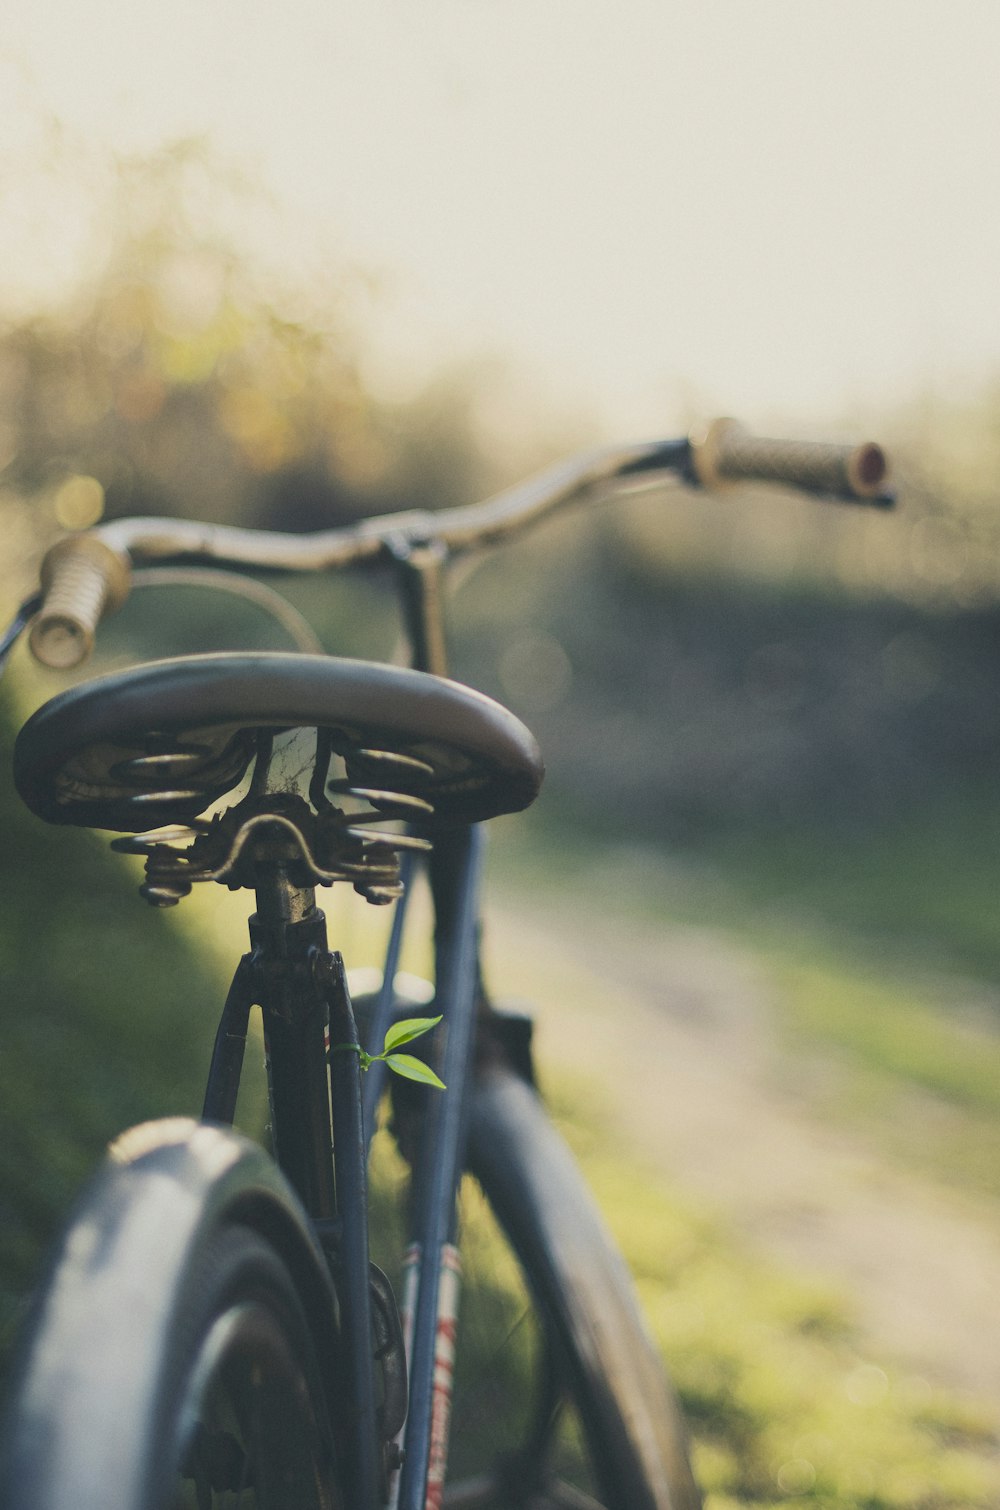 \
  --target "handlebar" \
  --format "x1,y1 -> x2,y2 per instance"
688,418 -> 889,501
28,535 -> 132,670
22,421 -> 893,670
